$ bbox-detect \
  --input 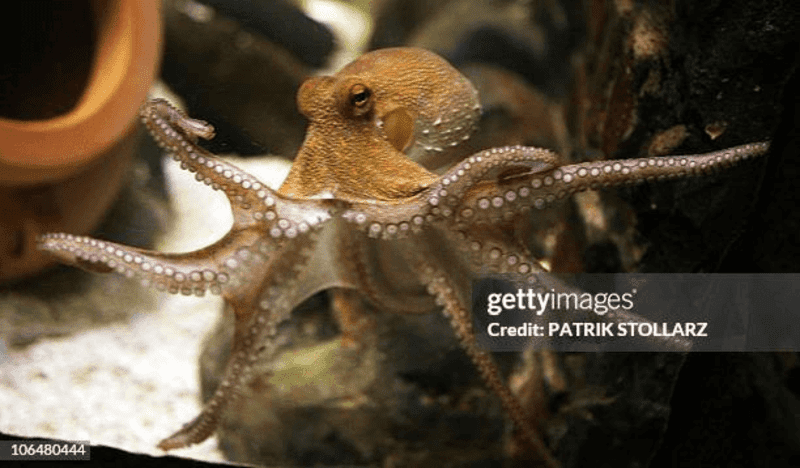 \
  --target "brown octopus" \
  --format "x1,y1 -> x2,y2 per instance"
38,47 -> 769,466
